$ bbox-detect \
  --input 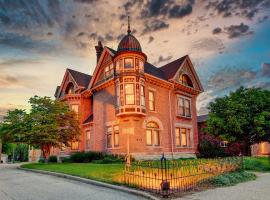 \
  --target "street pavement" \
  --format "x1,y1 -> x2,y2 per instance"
178,172 -> 270,200
0,164 -> 145,200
